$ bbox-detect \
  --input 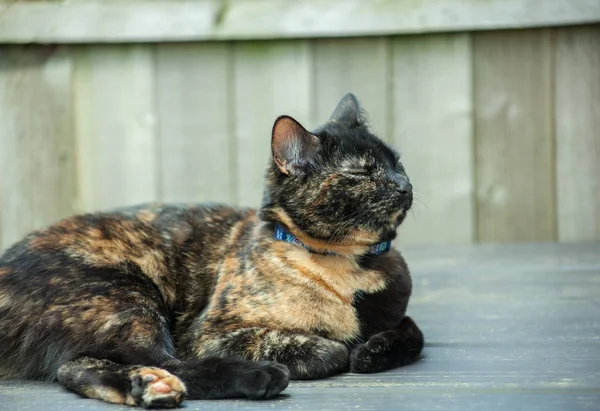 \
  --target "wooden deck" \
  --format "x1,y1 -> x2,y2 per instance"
1,243 -> 599,410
